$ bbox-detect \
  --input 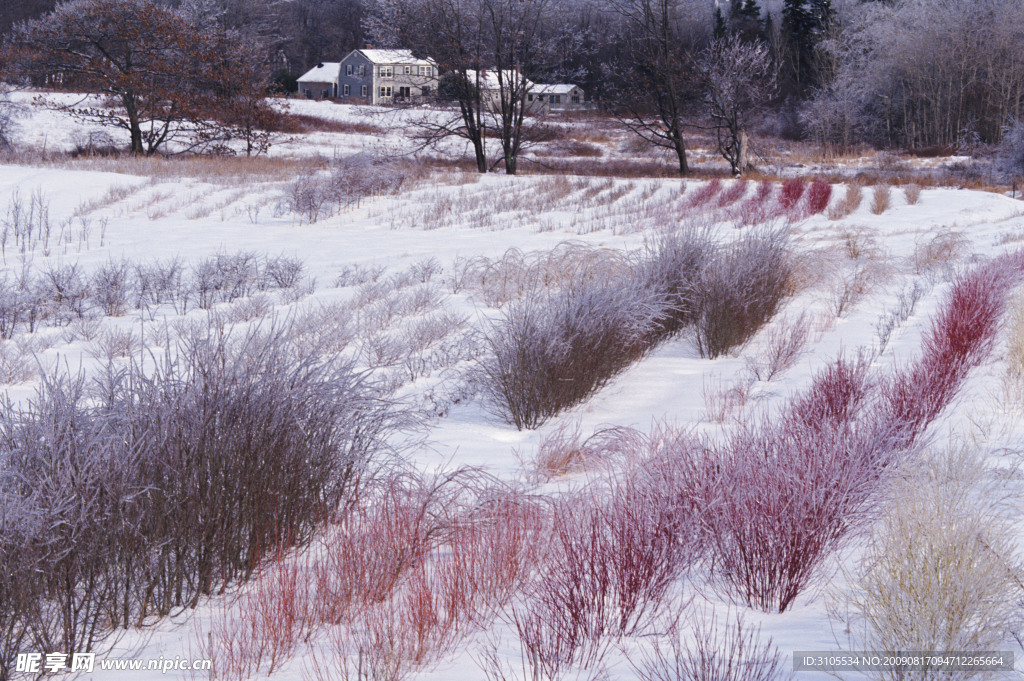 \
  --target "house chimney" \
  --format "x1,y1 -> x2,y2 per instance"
365,44 -> 374,50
